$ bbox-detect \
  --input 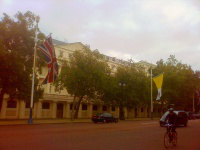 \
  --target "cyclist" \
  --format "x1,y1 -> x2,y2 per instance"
164,108 -> 177,141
